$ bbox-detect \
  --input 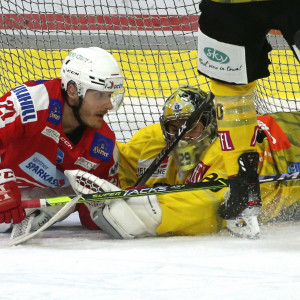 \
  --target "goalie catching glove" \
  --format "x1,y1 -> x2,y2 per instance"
65,170 -> 162,239
0,169 -> 25,224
